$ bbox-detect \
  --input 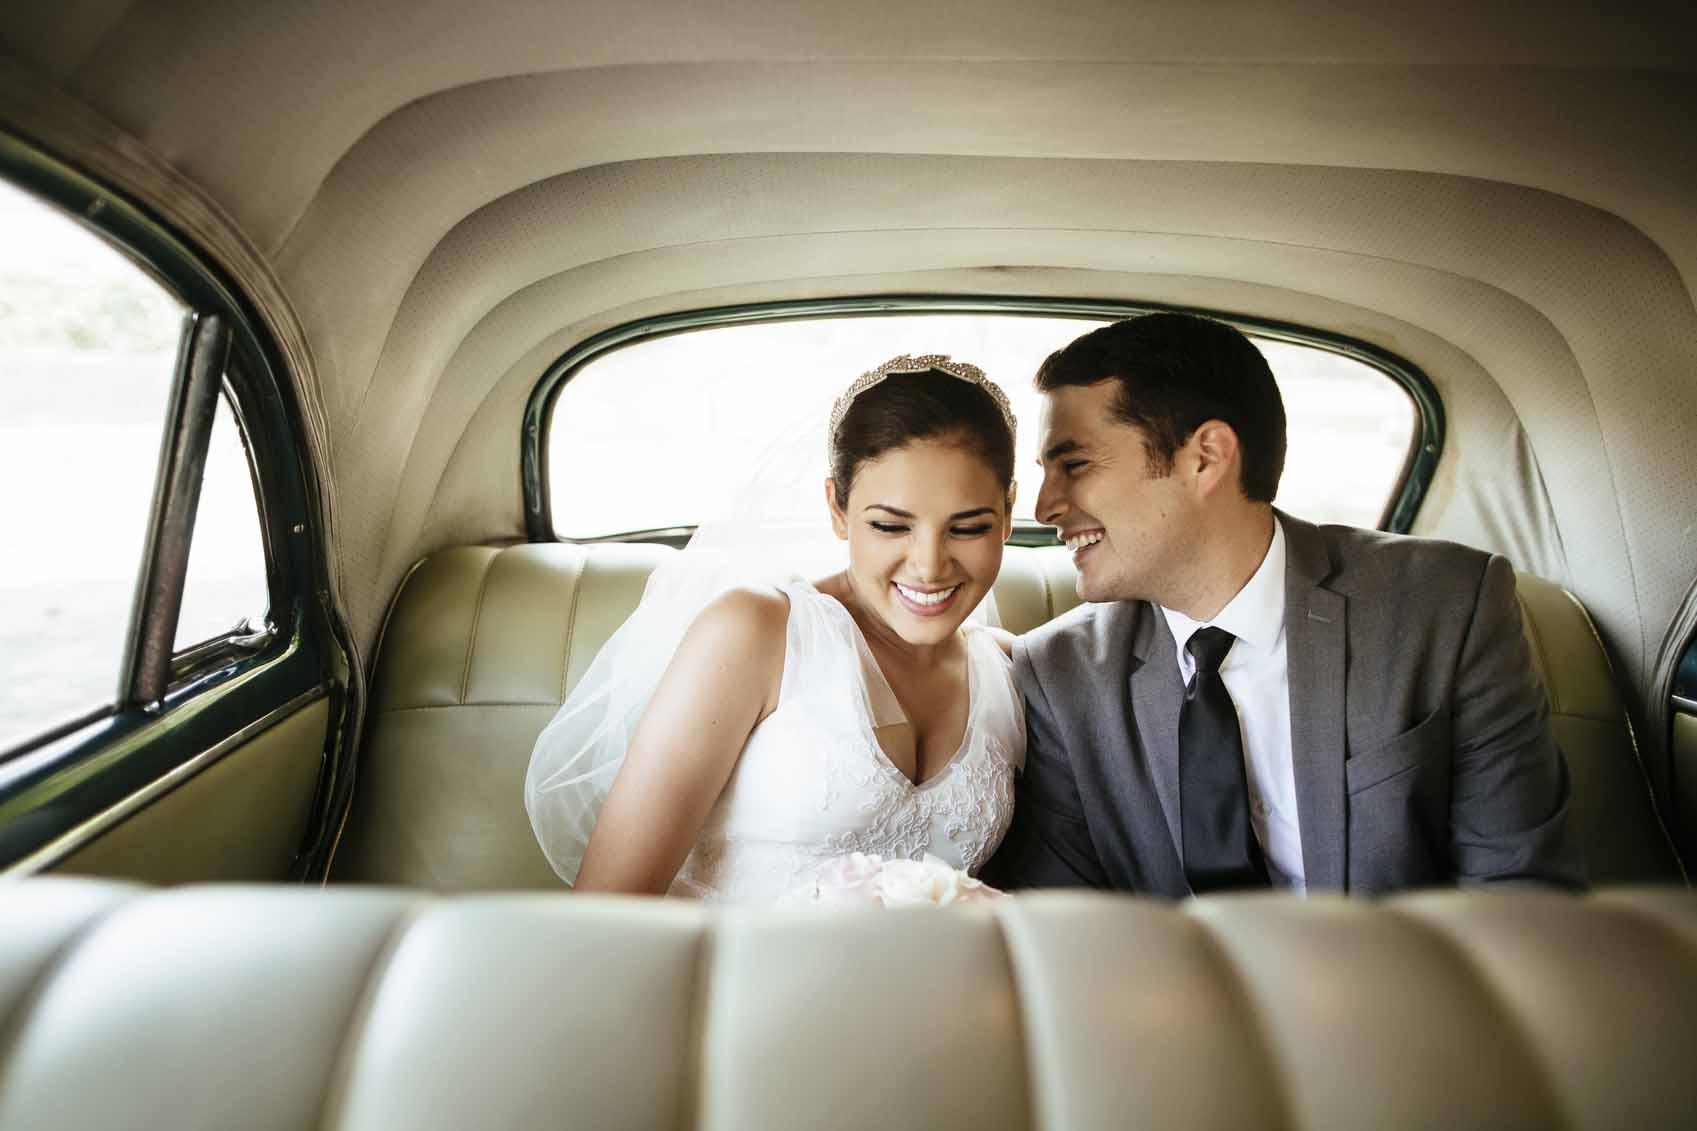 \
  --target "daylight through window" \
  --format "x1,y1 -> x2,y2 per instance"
547,314 -> 1418,542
